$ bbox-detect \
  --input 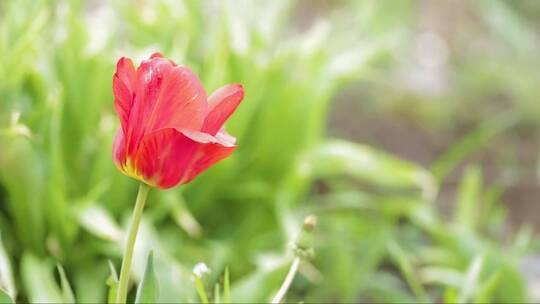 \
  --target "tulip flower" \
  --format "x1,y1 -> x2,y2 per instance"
113,52 -> 244,189
112,53 -> 244,303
